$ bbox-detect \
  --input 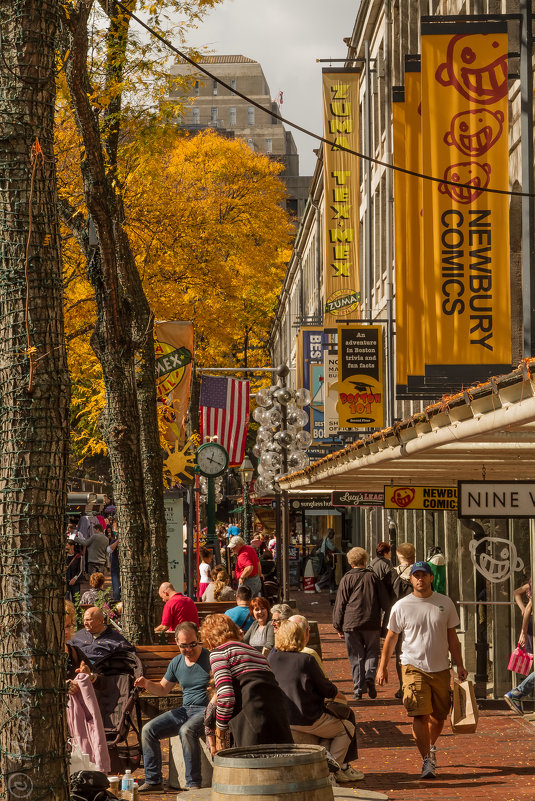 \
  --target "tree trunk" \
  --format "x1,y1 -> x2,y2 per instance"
0,1 -> 70,798
63,2 -> 153,642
